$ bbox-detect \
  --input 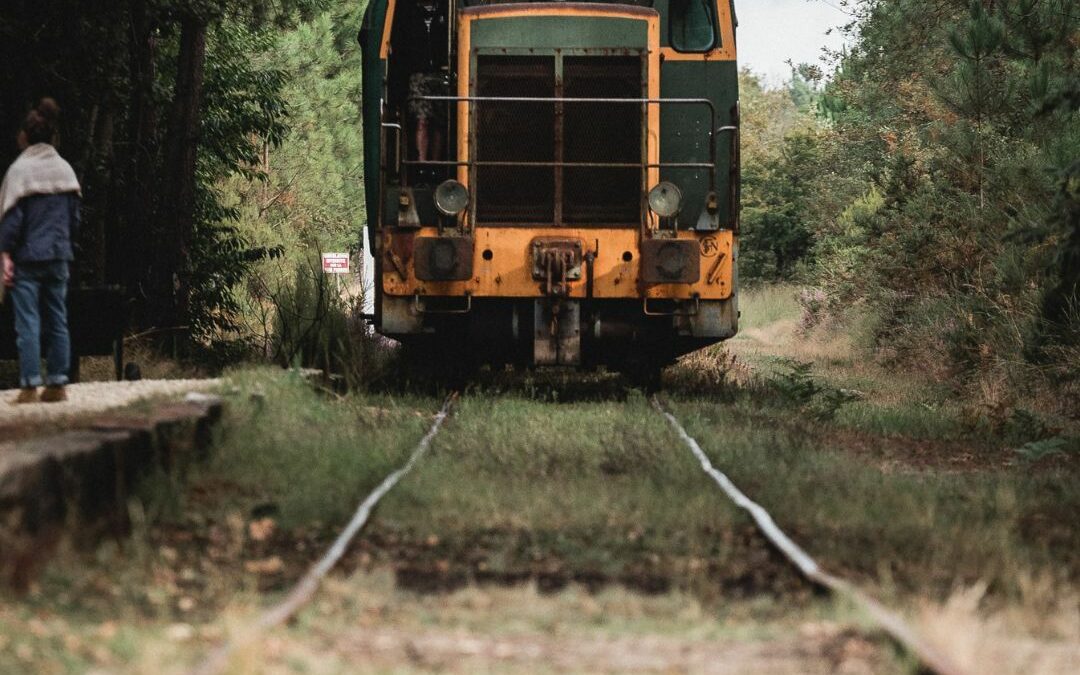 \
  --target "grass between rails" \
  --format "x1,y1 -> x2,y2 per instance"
370,392 -> 807,601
